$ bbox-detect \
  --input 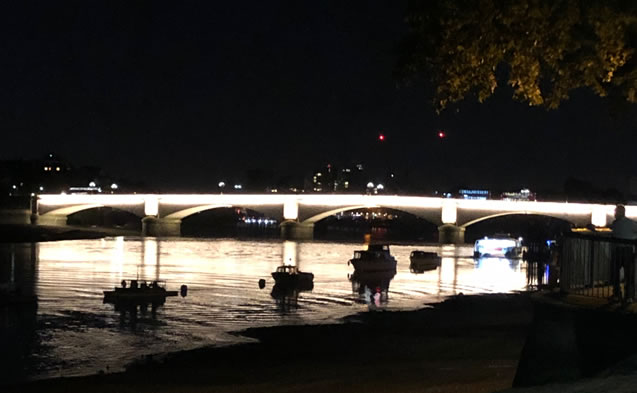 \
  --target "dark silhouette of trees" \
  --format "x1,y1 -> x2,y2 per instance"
397,0 -> 637,111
